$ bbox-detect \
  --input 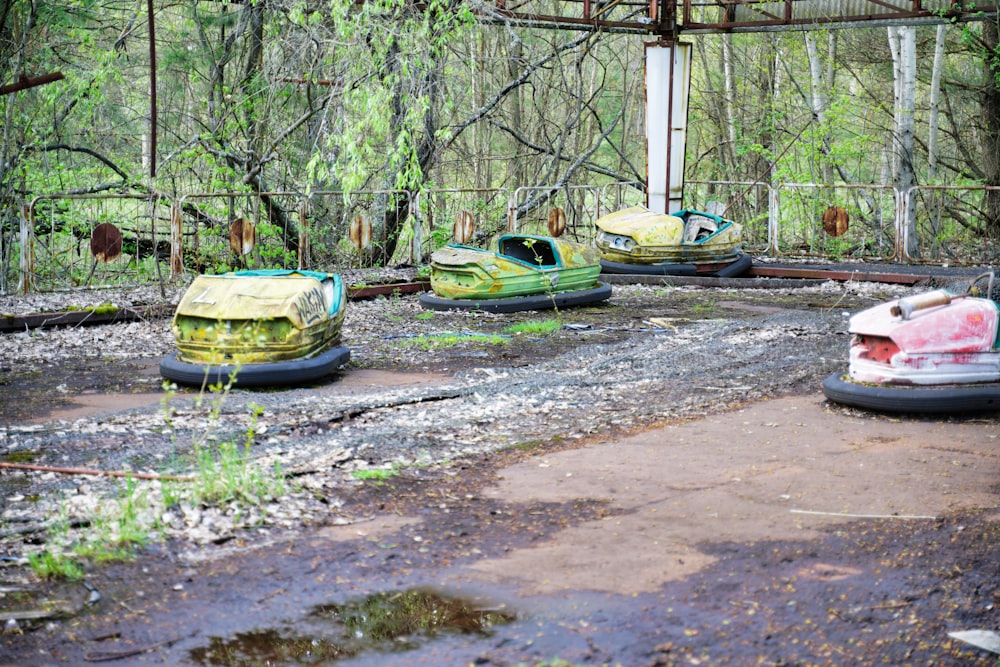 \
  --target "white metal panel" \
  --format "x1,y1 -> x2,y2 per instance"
645,43 -> 692,215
